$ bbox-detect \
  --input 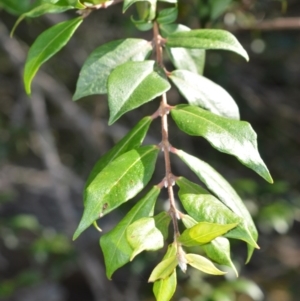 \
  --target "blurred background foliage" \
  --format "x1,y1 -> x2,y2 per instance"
0,0 -> 299,300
